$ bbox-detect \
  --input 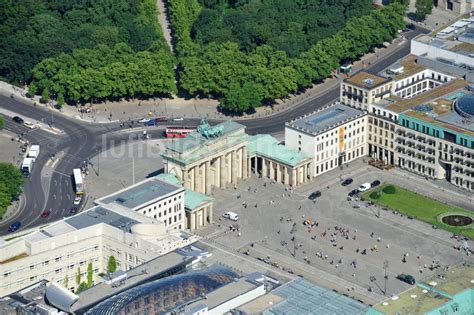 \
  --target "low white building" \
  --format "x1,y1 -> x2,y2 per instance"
285,103 -> 367,177
0,206 -> 198,297
95,176 -> 186,231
